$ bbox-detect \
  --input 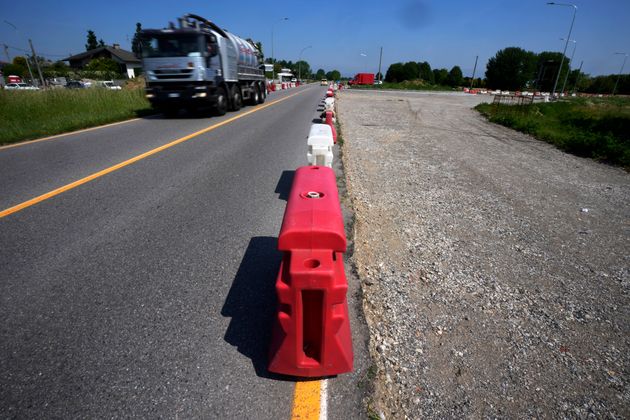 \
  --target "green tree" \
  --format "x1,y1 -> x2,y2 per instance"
13,56 -> 28,69
3,63 -> 26,78
315,68 -> 326,79
43,60 -> 70,78
433,68 -> 449,85
85,30 -> 99,51
586,75 -> 617,94
132,22 -> 143,57
447,65 -> 463,86
99,39 -> 105,47
254,41 -> 264,62
535,51 -> 569,92
402,61 -> 419,80
485,47 -> 537,90
85,57 -> 121,75
385,62 -> 404,82
326,70 -> 341,81
295,60 -> 311,79
418,61 -> 434,83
